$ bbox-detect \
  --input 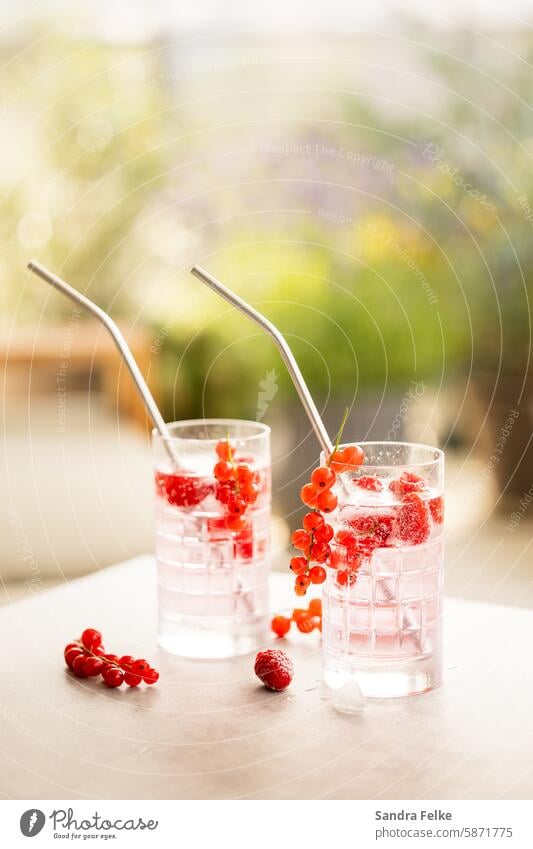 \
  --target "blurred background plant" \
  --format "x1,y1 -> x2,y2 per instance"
1,2 -> 532,597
